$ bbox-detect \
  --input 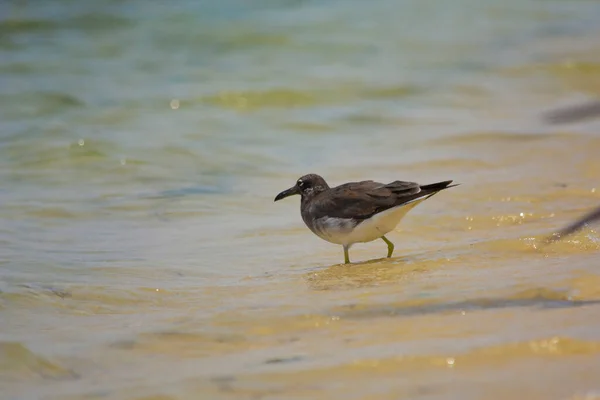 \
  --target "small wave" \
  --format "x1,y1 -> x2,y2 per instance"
333,287 -> 596,320
0,341 -> 79,380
